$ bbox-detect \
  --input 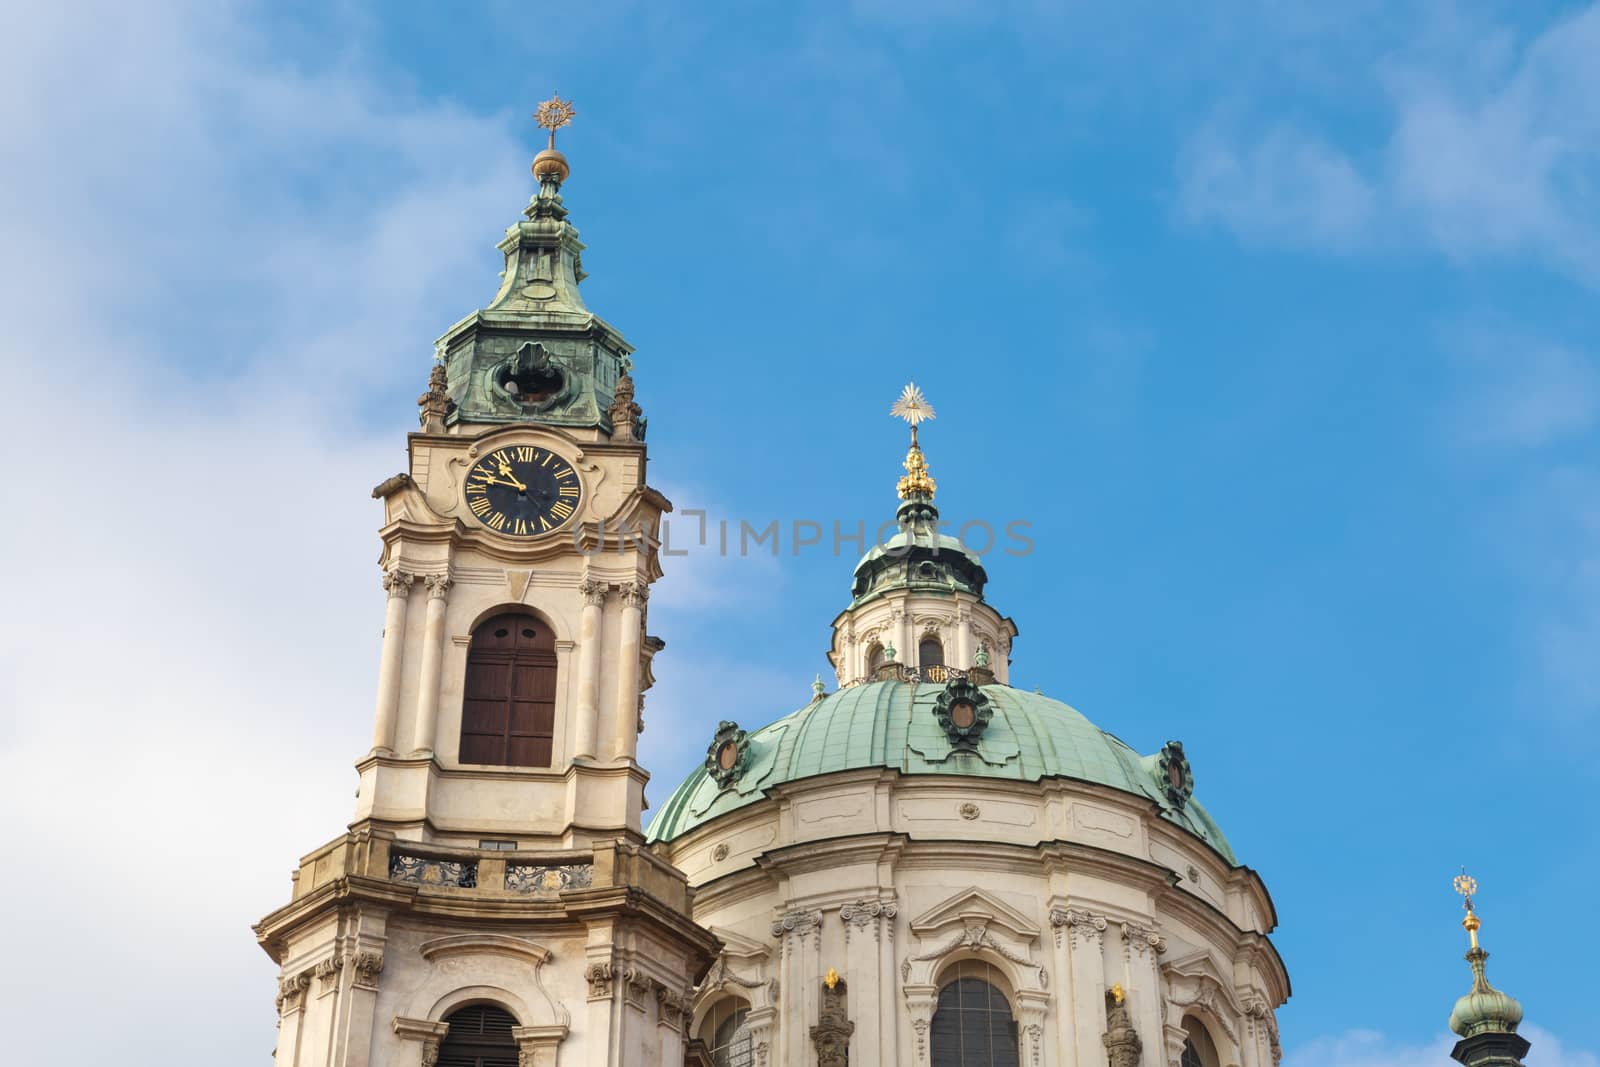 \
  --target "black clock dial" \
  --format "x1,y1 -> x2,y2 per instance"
464,445 -> 582,537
